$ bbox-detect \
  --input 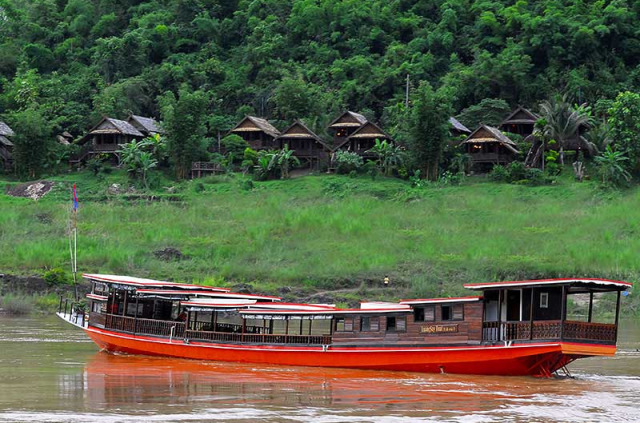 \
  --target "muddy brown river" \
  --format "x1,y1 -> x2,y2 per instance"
0,315 -> 638,422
